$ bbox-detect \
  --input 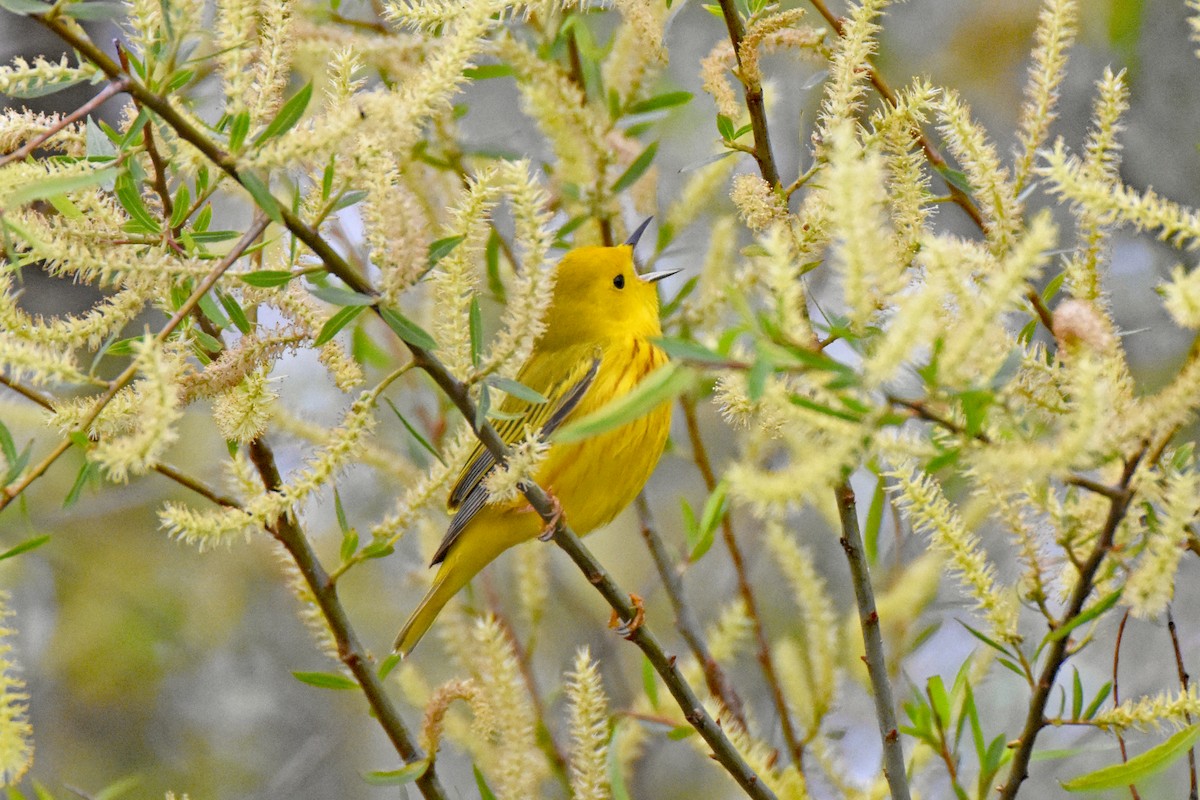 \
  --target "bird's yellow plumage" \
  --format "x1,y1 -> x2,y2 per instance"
394,235 -> 676,655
